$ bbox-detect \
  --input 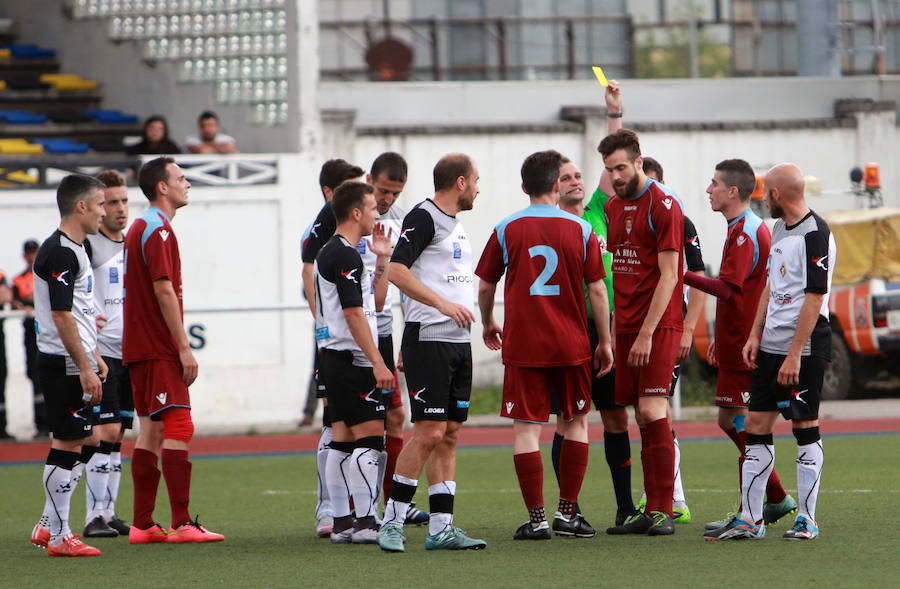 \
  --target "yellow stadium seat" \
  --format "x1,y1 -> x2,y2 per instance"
0,48 -> 10,59
0,80 -> 6,91
0,138 -> 44,154
0,168 -> 39,185
40,73 -> 99,91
